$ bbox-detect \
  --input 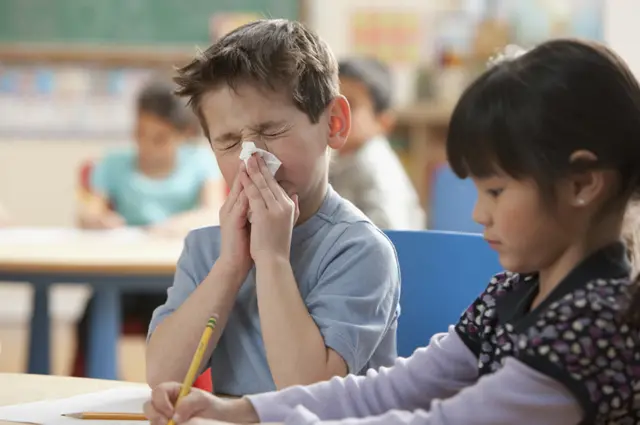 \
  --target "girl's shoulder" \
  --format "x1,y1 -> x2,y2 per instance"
516,276 -> 639,420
